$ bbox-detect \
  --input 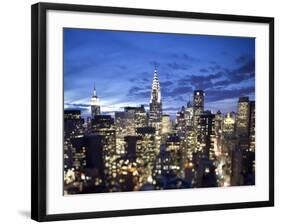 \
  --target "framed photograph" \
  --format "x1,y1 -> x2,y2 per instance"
31,2 -> 274,222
